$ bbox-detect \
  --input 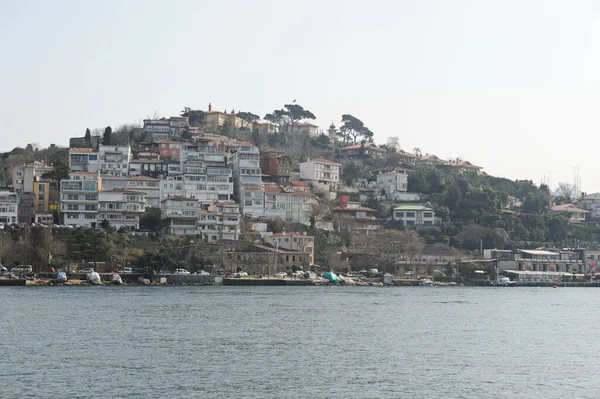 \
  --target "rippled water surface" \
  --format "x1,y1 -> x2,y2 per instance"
2,286 -> 600,398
